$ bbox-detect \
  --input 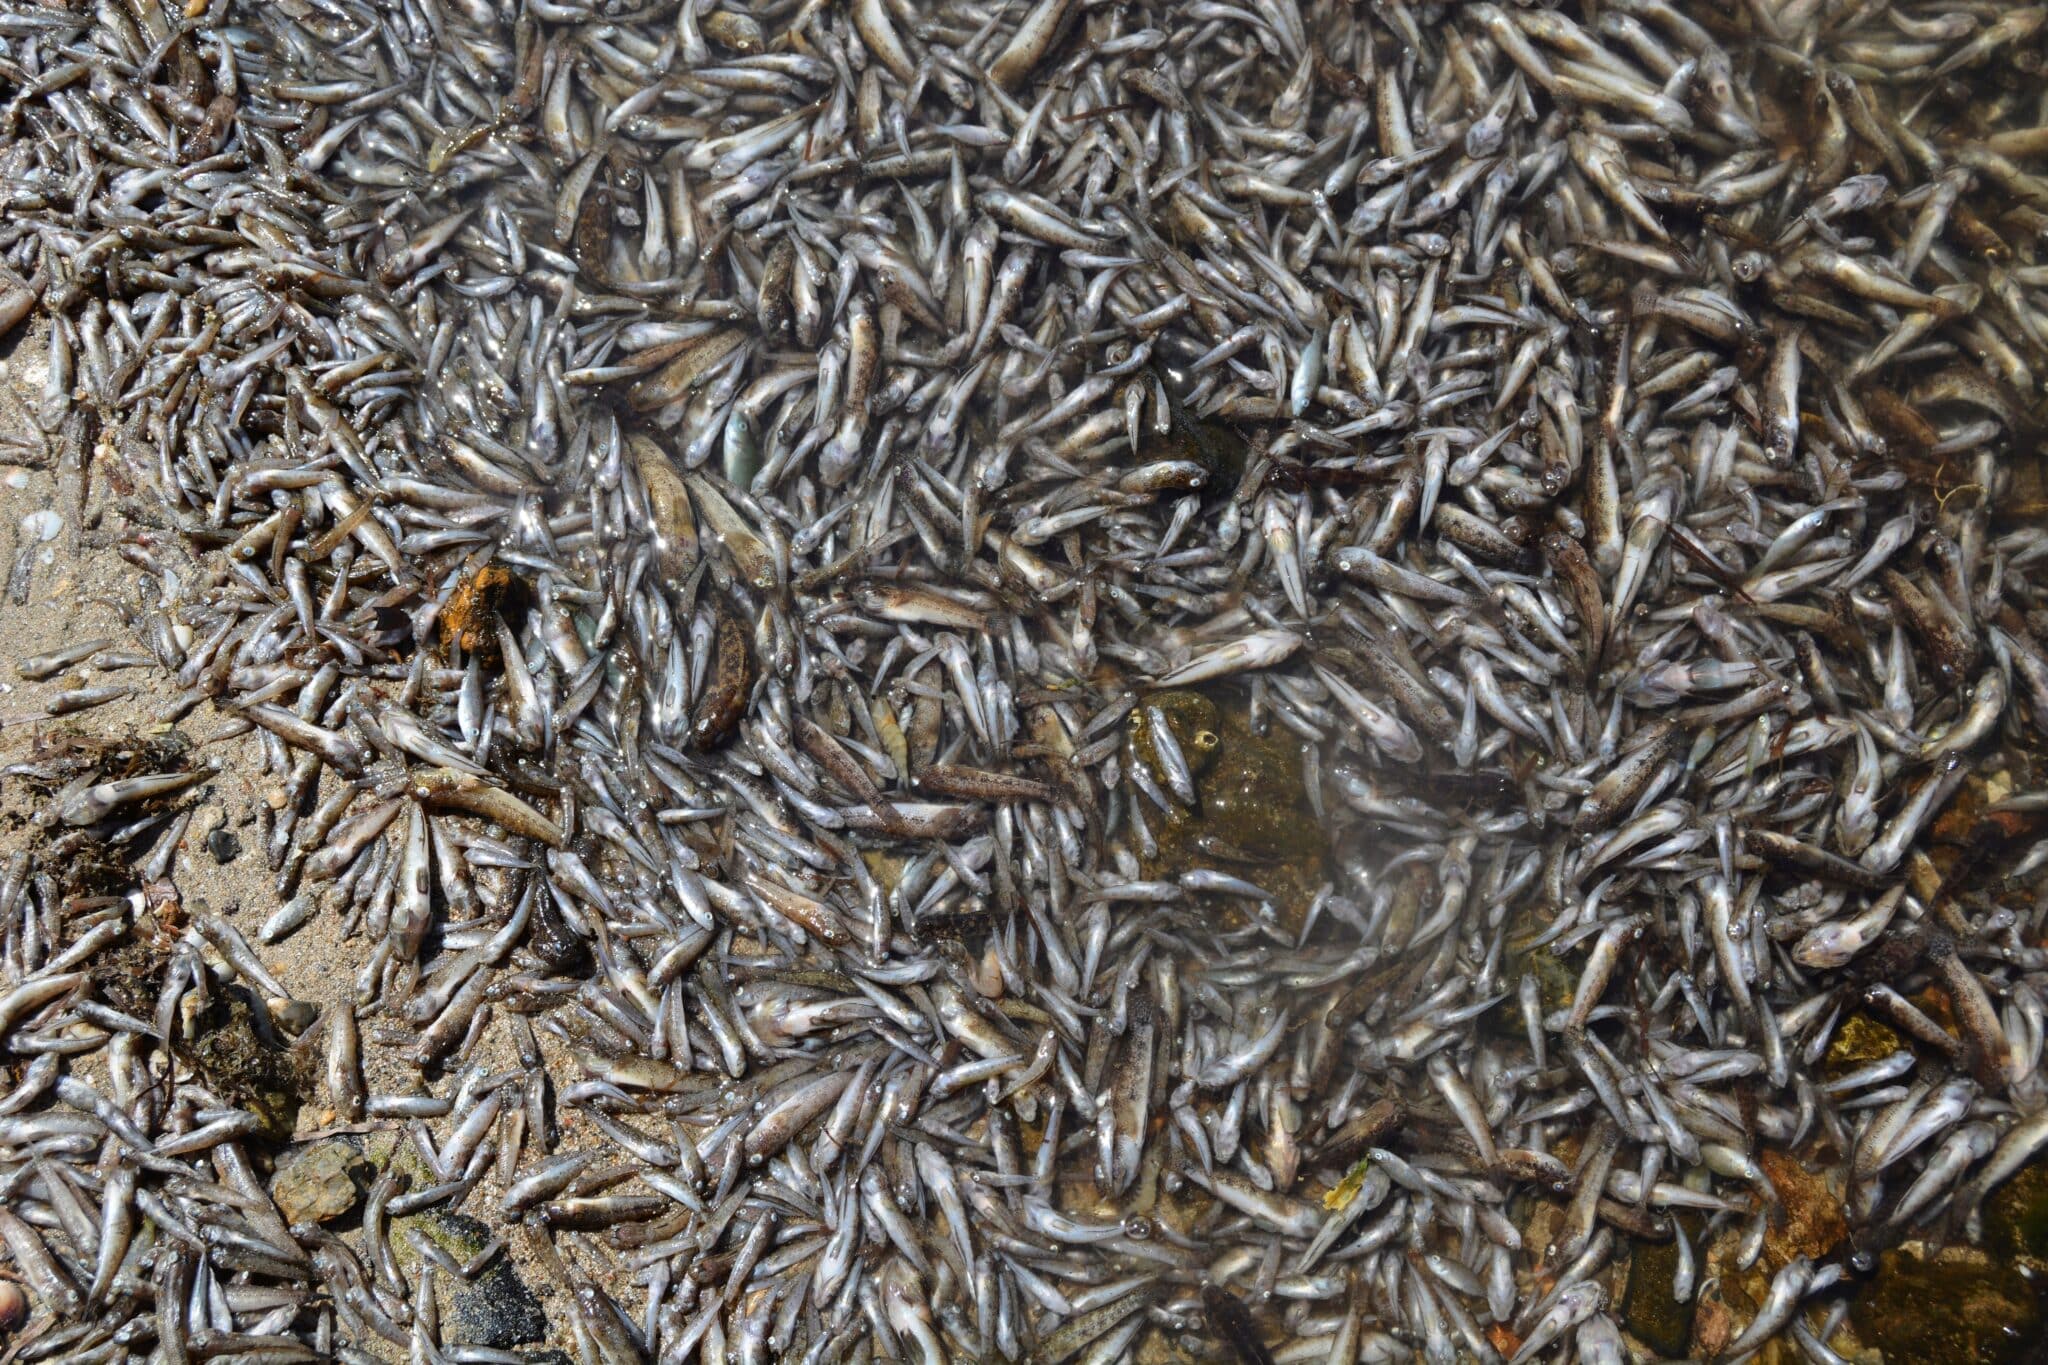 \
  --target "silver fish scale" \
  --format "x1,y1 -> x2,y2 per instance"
0,0 -> 2044,1360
